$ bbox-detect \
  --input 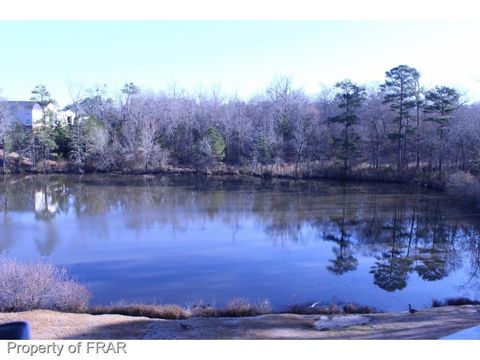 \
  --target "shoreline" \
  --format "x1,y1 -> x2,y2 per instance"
0,150 -> 445,186
5,162 -> 475,207
1,305 -> 479,339
1,160 -> 447,188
